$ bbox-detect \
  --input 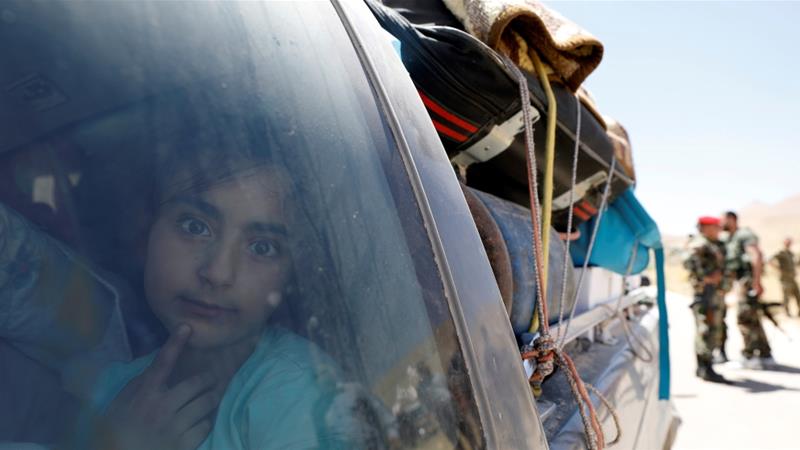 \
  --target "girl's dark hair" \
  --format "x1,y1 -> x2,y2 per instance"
150,112 -> 280,206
